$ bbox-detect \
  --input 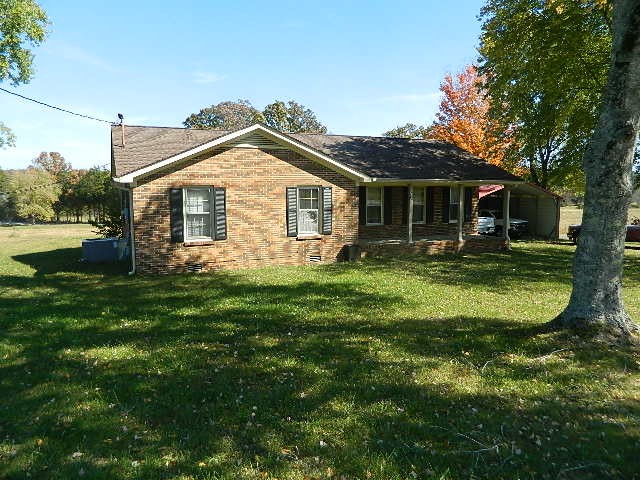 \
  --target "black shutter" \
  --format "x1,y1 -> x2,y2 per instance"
442,187 -> 450,223
170,188 -> 184,243
426,187 -> 435,224
358,186 -> 367,225
322,187 -> 332,235
213,187 -> 227,240
464,187 -> 473,222
286,187 -> 298,237
401,186 -> 409,225
383,187 -> 393,225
